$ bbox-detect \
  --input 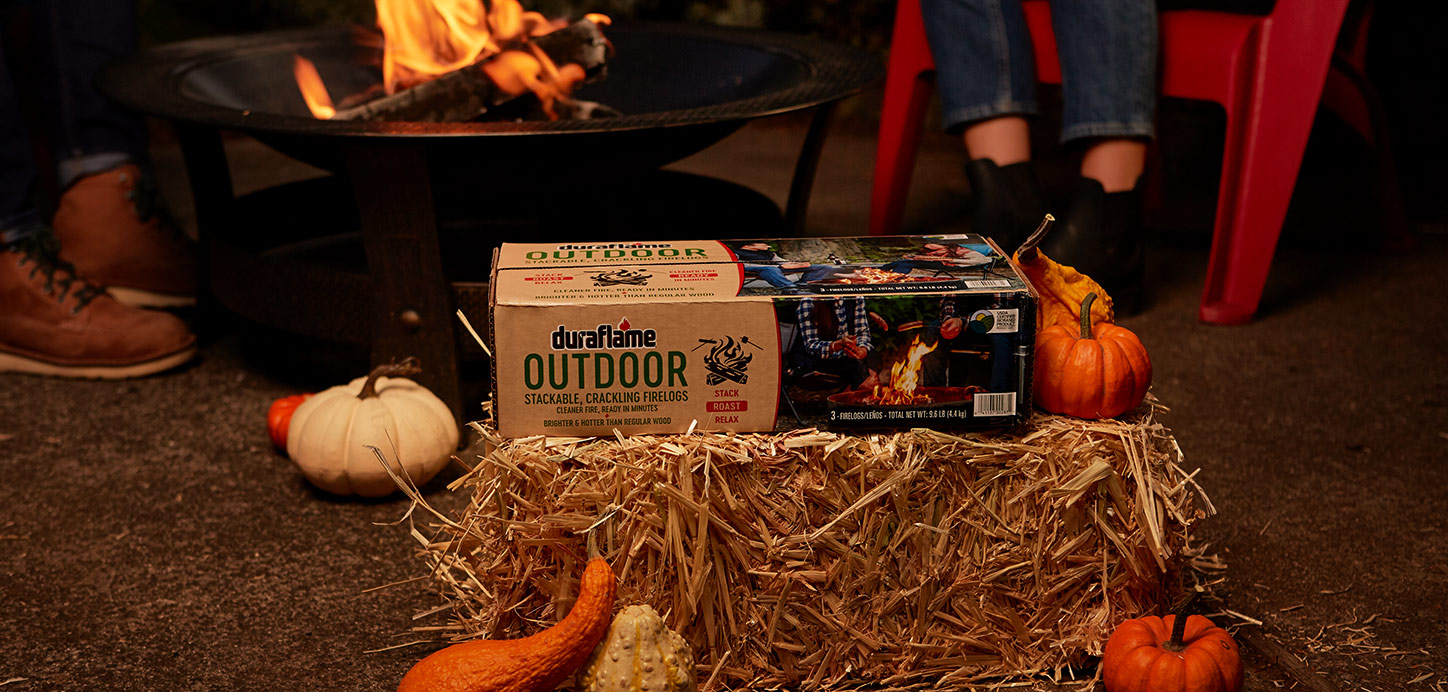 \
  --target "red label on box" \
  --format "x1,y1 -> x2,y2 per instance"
707,400 -> 748,412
